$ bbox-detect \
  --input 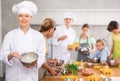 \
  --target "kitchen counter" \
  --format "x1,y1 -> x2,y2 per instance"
41,66 -> 120,81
